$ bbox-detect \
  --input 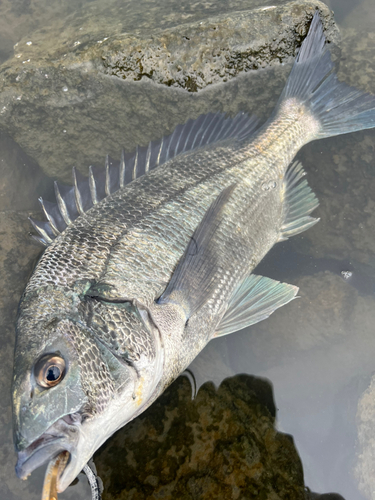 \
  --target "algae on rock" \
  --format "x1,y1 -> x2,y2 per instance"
94,375 -> 306,500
